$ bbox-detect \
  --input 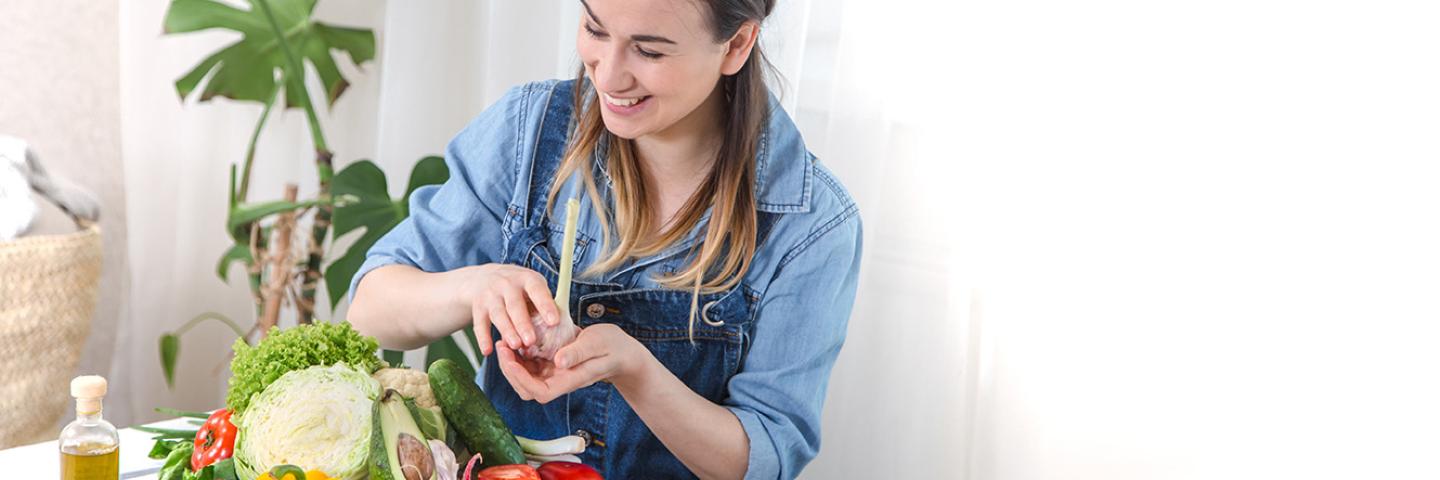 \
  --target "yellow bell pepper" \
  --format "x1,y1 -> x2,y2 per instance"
255,466 -> 331,480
